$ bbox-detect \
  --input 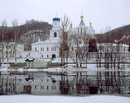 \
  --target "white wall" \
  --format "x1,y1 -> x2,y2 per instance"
31,42 -> 60,59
